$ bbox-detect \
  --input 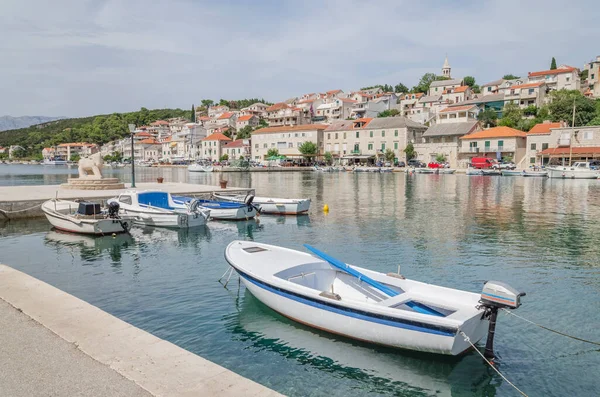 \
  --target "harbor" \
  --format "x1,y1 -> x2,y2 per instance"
1,168 -> 599,396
